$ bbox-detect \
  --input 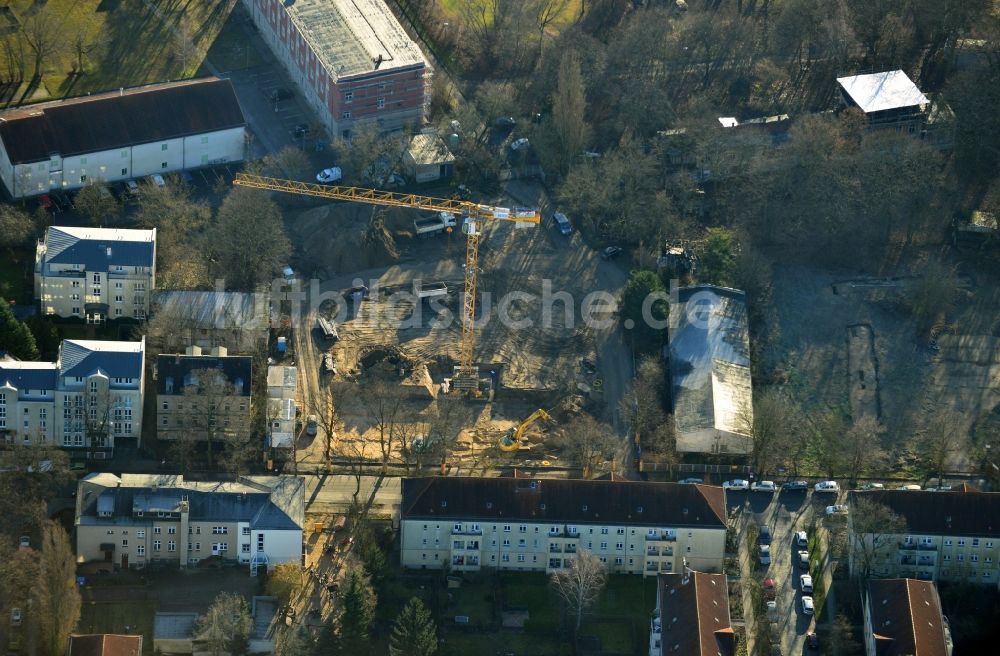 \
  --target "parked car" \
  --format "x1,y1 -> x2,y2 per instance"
898,484 -> 922,491
806,632 -> 818,650
723,479 -> 750,491
600,246 -> 623,260
825,504 -> 849,516
321,353 -> 337,377
763,578 -> 776,601
795,531 -> 808,548
18,535 -> 29,550
316,167 -> 343,184
765,599 -> 777,618
494,116 -> 516,128
124,179 -> 140,197
678,477 -> 703,485
149,174 -> 166,187
270,87 -> 293,101
758,525 -> 772,545
759,545 -> 771,566
800,574 -> 814,594
801,596 -> 814,615
752,481 -> 776,493
306,415 -> 318,436
798,550 -> 810,570
862,482 -> 885,490
814,480 -> 840,493
781,480 -> 809,491
510,137 -> 530,151
553,212 -> 573,236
